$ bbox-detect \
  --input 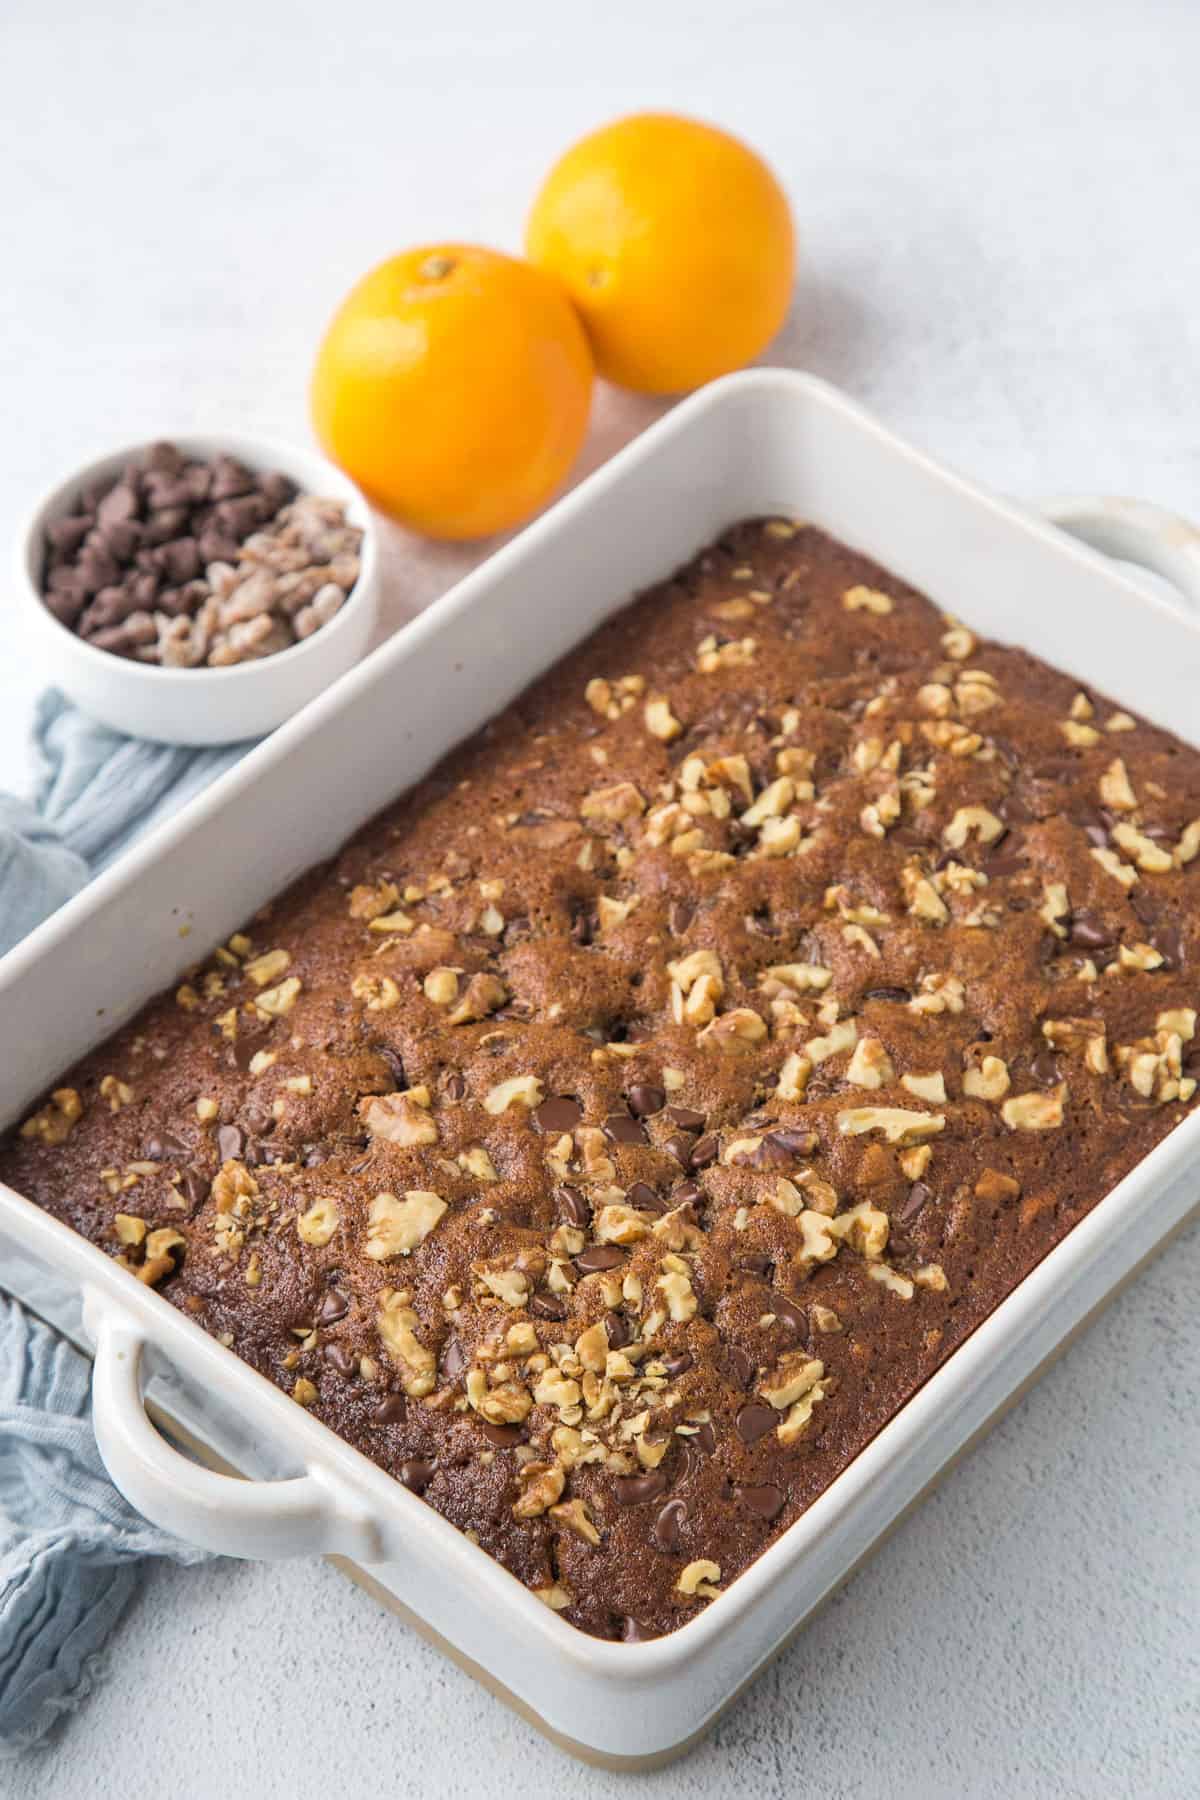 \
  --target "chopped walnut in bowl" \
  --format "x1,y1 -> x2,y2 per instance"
18,432 -> 378,745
